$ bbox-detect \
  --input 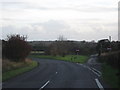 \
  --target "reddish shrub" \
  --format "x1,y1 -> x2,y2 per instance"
3,34 -> 31,61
